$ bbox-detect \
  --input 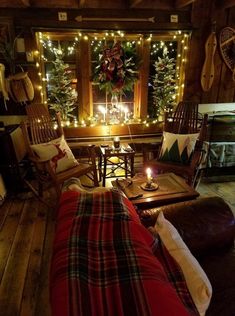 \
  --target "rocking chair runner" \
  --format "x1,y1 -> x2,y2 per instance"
143,101 -> 208,188
21,109 -> 99,200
